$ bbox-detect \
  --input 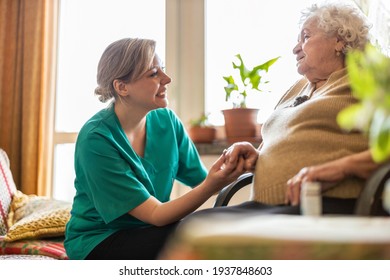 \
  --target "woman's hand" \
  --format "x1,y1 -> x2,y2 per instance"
203,141 -> 259,195
285,158 -> 350,206
204,152 -> 247,194
223,141 -> 259,172
285,150 -> 381,206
